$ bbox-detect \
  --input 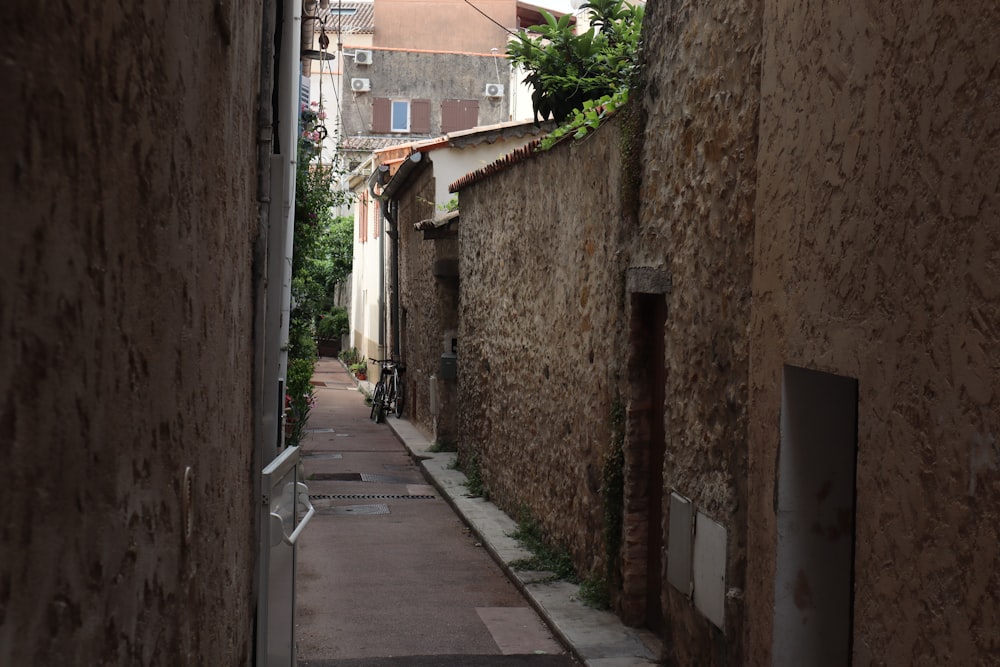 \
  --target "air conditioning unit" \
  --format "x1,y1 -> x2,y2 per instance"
354,50 -> 373,65
484,83 -> 504,98
351,78 -> 371,93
